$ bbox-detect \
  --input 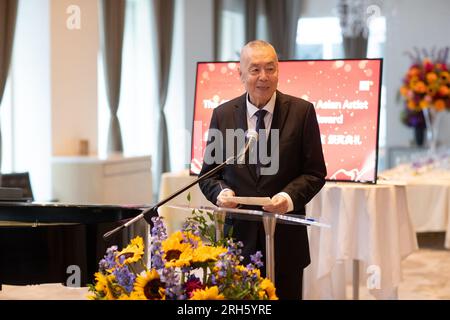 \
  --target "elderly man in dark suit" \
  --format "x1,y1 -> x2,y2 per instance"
199,40 -> 326,300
